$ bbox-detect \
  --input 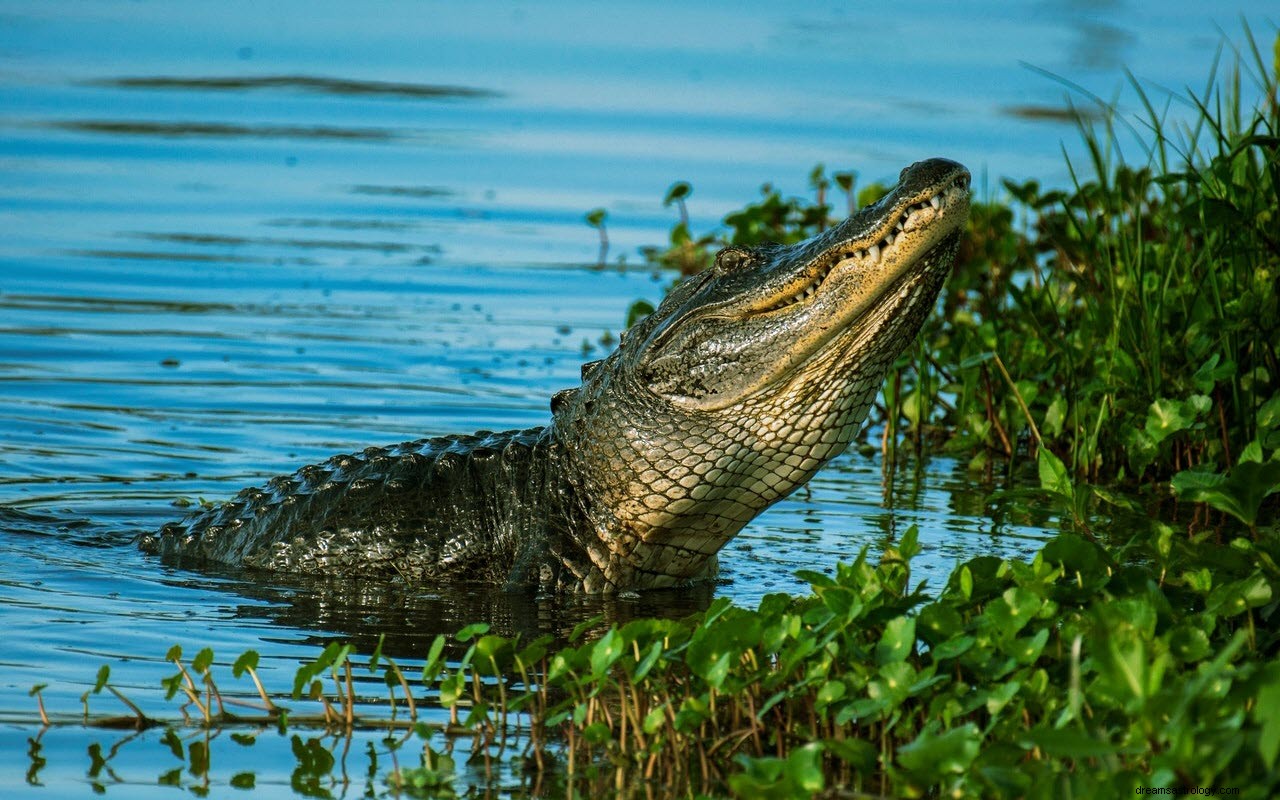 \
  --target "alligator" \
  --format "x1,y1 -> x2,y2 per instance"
141,158 -> 971,593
